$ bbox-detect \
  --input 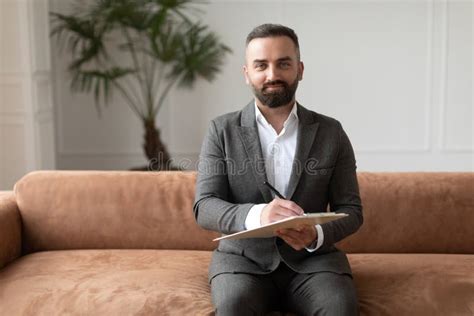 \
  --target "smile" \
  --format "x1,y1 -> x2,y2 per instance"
265,85 -> 284,90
